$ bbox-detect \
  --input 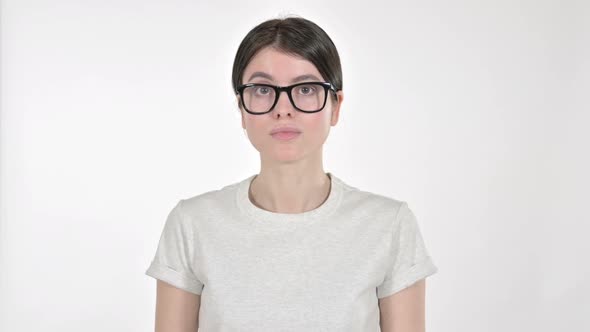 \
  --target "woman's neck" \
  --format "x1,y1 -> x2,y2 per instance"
248,170 -> 331,214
